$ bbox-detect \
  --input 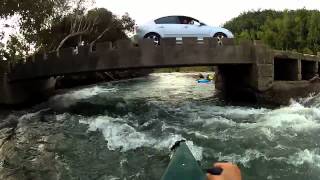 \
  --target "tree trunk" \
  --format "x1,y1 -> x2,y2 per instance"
56,30 -> 88,56
89,27 -> 111,51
